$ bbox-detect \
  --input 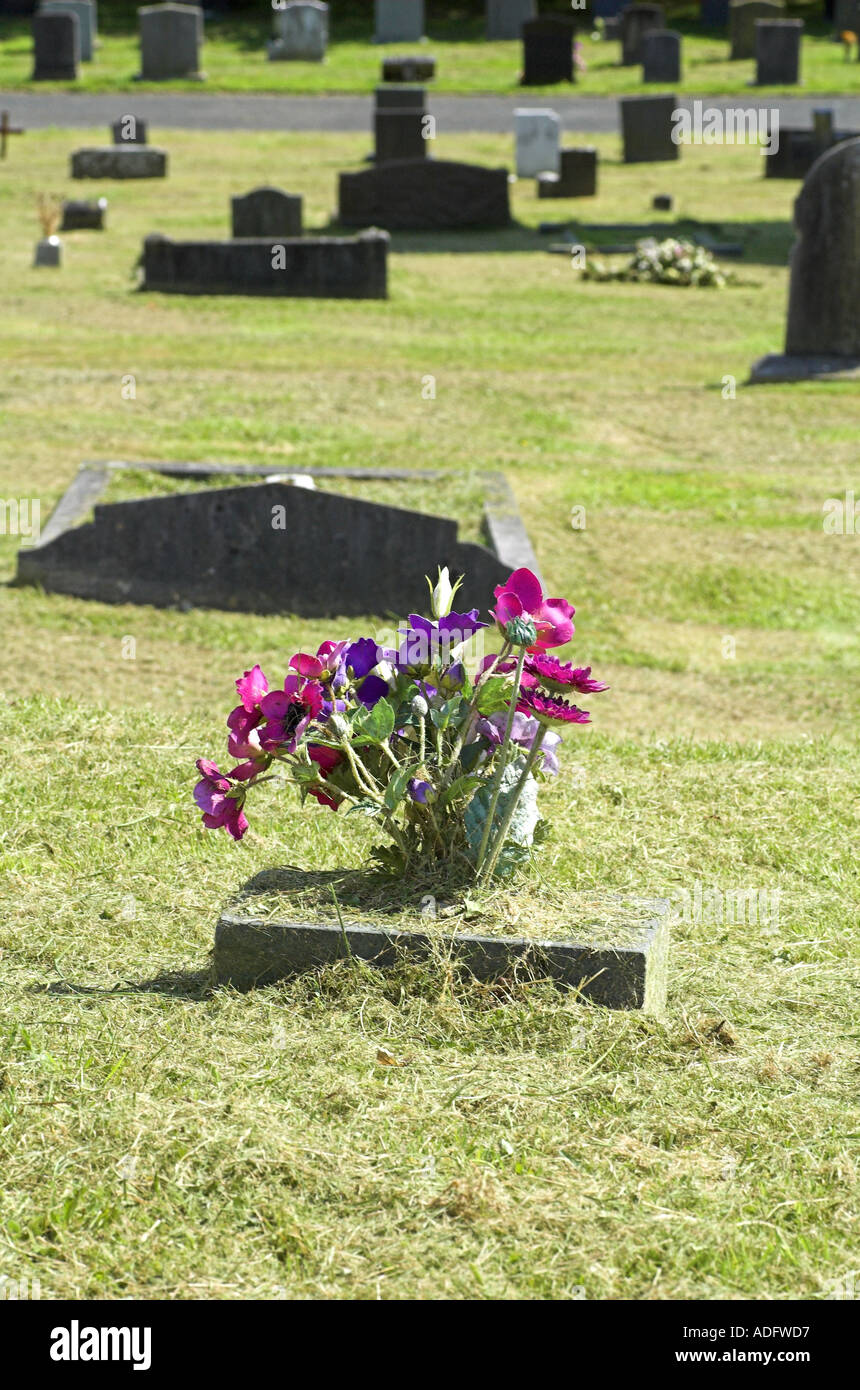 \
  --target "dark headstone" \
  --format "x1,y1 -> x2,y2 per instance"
71,147 -> 167,178
604,15 -> 622,39
18,476 -> 512,617
700,0 -> 730,23
40,0 -> 96,61
111,117 -> 148,144
755,18 -> 803,85
620,94 -> 679,163
537,146 -> 598,197
140,230 -> 389,299
339,159 -> 511,231
213,889 -> 671,1012
382,55 -> 435,81
61,197 -> 106,230
231,187 -> 302,238
729,0 -> 784,60
520,16 -> 576,85
653,192 -> 673,209
32,10 -> 79,79
375,85 -> 425,110
642,29 -> 681,82
764,115 -> 857,179
374,109 -> 428,163
139,2 -> 203,80
486,0 -> 536,40
786,139 -> 860,357
620,4 -> 664,65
